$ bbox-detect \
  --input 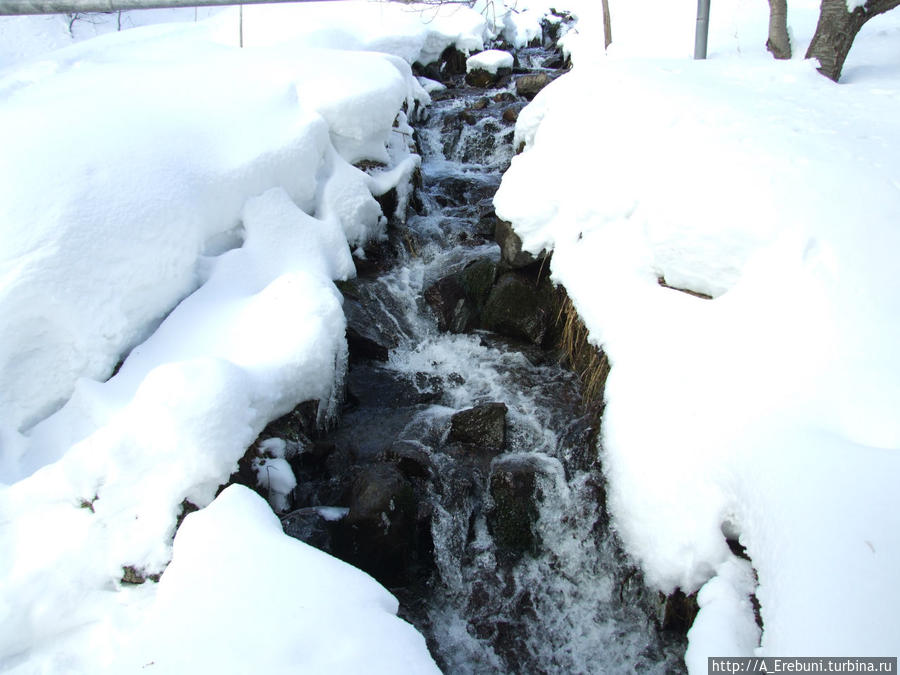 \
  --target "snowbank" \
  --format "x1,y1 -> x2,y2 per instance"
107,485 -> 440,674
0,2 -> 490,671
495,0 -> 900,668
